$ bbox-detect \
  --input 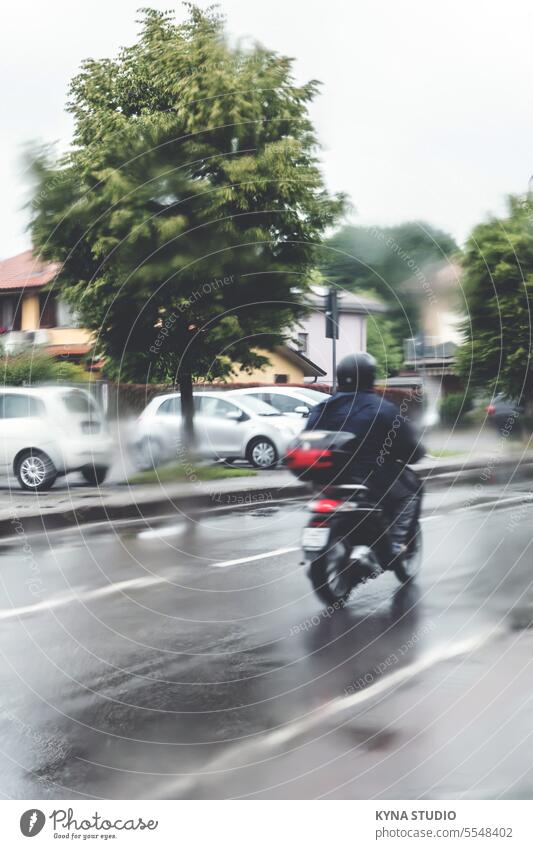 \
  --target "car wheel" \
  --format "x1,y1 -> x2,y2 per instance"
135,437 -> 164,470
16,451 -> 57,492
246,437 -> 278,469
81,464 -> 109,485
